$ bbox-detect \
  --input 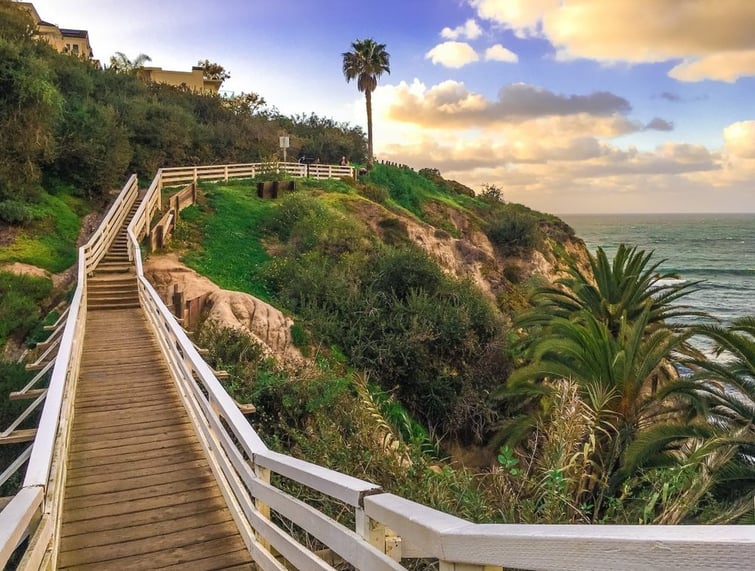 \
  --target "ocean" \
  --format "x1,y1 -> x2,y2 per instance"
561,213 -> 755,326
